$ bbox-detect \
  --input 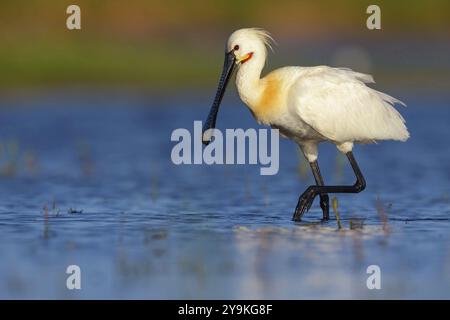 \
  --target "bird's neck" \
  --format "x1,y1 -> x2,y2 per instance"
235,54 -> 265,109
